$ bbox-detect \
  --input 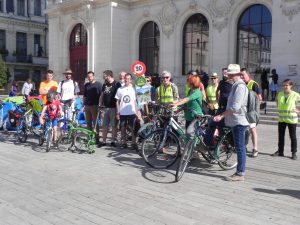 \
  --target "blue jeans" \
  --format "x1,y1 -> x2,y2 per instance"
203,119 -> 225,146
232,125 -> 247,176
